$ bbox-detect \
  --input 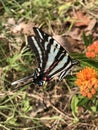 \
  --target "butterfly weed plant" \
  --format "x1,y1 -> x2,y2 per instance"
71,33 -> 98,122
